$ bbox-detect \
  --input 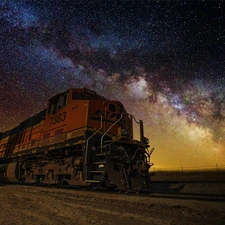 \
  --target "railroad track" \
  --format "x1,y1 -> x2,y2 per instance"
64,185 -> 225,202
137,191 -> 225,202
2,182 -> 225,202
